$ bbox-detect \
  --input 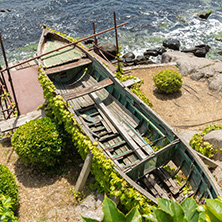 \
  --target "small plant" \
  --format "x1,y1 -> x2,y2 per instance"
153,69 -> 182,93
0,195 -> 18,221
130,80 -> 153,107
0,165 -> 19,211
189,125 -> 222,158
11,117 -> 63,168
